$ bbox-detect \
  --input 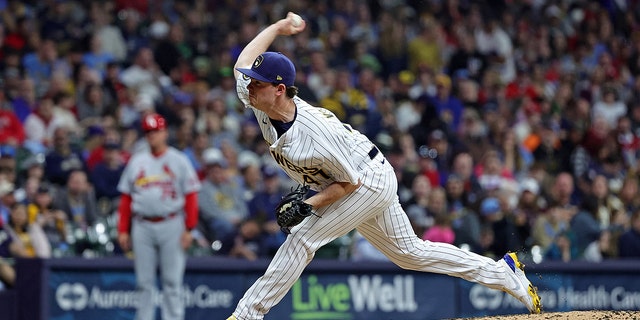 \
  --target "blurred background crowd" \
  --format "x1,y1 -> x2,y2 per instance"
2,0 -> 640,290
